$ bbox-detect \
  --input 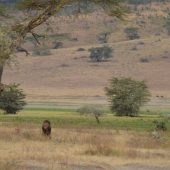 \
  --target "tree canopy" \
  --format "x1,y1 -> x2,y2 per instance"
105,77 -> 151,116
